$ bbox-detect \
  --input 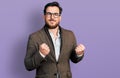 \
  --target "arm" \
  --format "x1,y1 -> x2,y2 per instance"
24,35 -> 46,71
70,32 -> 85,63
70,49 -> 84,63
